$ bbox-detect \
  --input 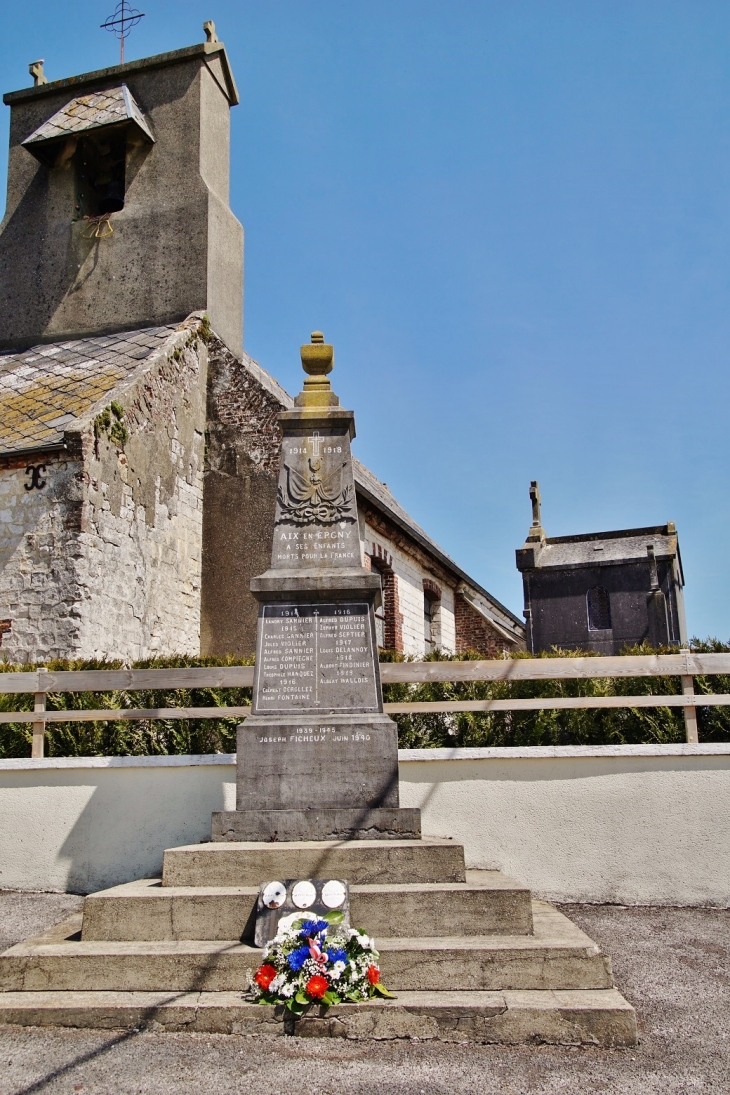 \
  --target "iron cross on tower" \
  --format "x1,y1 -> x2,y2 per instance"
101,1 -> 145,65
